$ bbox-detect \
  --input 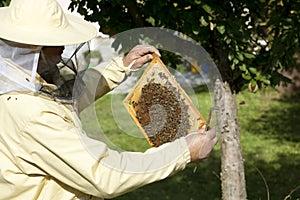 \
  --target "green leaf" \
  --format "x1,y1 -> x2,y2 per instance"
255,73 -> 262,81
242,73 -> 252,80
193,30 -> 199,35
202,5 -> 212,14
233,58 -> 239,65
261,78 -> 271,85
146,16 -> 155,26
228,52 -> 234,61
236,52 -> 244,61
226,38 -> 232,44
217,25 -> 226,34
239,64 -> 247,71
243,52 -> 256,59
249,67 -> 258,74
250,79 -> 257,87
200,16 -> 208,26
